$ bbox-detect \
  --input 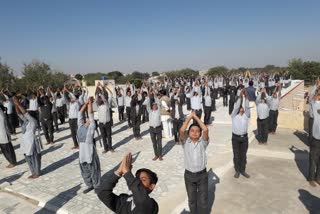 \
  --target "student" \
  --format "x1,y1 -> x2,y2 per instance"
130,94 -> 142,140
308,90 -> 320,187
269,84 -> 281,134
179,112 -> 210,214
97,153 -> 159,214
39,96 -> 54,145
0,105 -> 17,168
256,88 -> 271,144
14,97 -> 42,179
231,90 -> 251,179
146,90 -> 163,161
171,96 -> 184,144
116,87 -> 125,122
96,83 -> 113,153
77,97 -> 101,194
64,85 -> 80,149
203,83 -> 212,126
